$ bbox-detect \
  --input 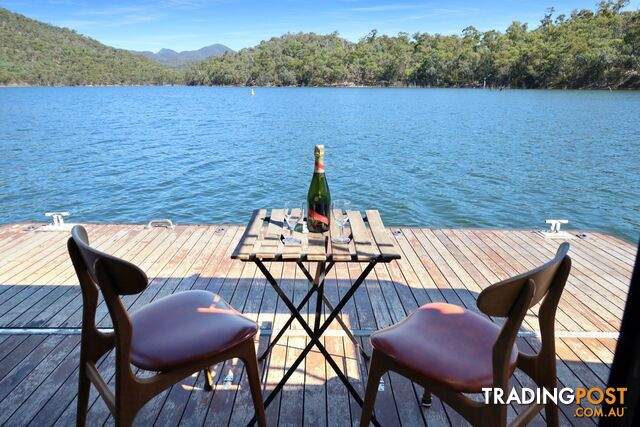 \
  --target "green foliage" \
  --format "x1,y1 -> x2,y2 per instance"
0,8 -> 178,85
186,1 -> 640,88
2,2 -> 638,88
